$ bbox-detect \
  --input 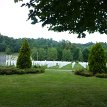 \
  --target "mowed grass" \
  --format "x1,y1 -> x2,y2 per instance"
0,70 -> 107,107
48,63 -> 72,70
72,62 -> 84,71
61,63 -> 72,70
